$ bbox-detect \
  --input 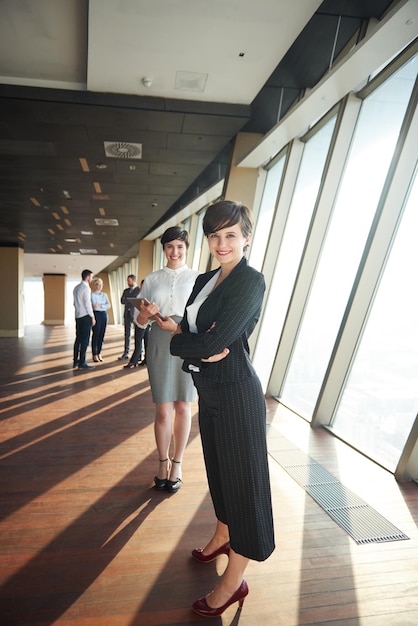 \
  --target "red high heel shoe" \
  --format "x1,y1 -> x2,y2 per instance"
191,541 -> 230,563
192,580 -> 249,617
